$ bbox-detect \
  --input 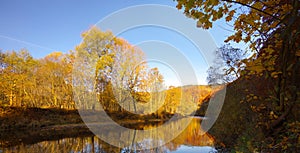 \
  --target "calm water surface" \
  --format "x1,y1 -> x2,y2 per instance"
0,117 -> 217,153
